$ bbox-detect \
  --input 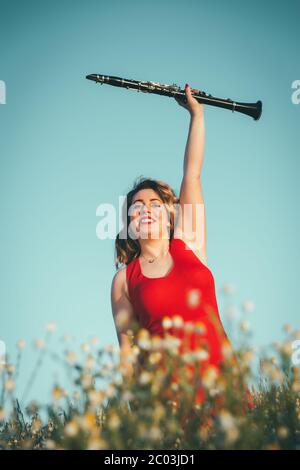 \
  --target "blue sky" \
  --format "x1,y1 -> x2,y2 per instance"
0,0 -> 299,406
